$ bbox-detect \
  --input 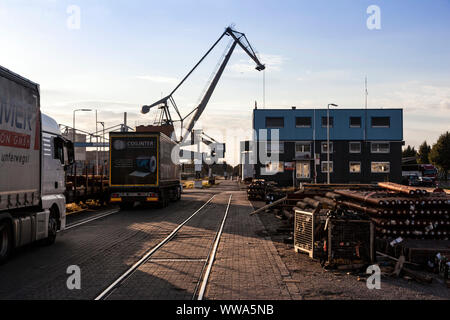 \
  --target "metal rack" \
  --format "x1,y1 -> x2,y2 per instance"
294,210 -> 316,258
